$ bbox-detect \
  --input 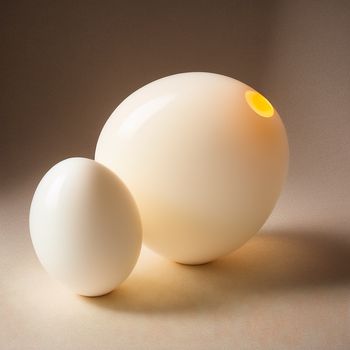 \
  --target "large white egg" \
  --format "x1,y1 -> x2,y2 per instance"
95,72 -> 288,265
29,157 -> 142,296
